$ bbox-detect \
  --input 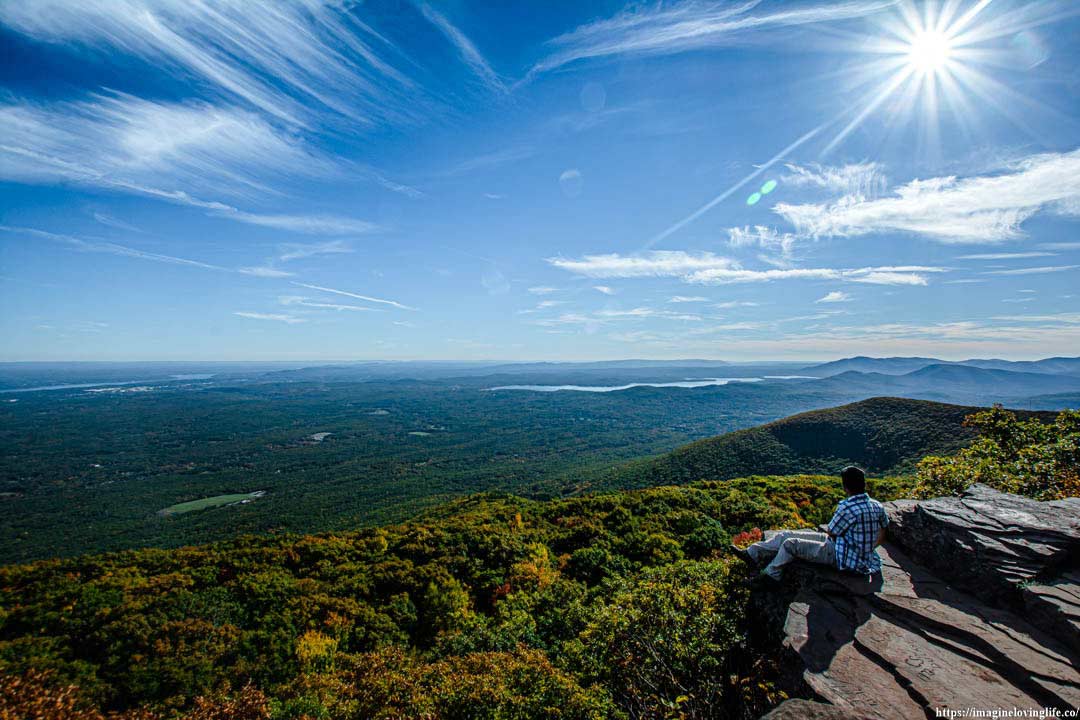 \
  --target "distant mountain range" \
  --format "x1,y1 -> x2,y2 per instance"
591,397 -> 1057,491
812,363 -> 1080,403
801,355 -> 1080,377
